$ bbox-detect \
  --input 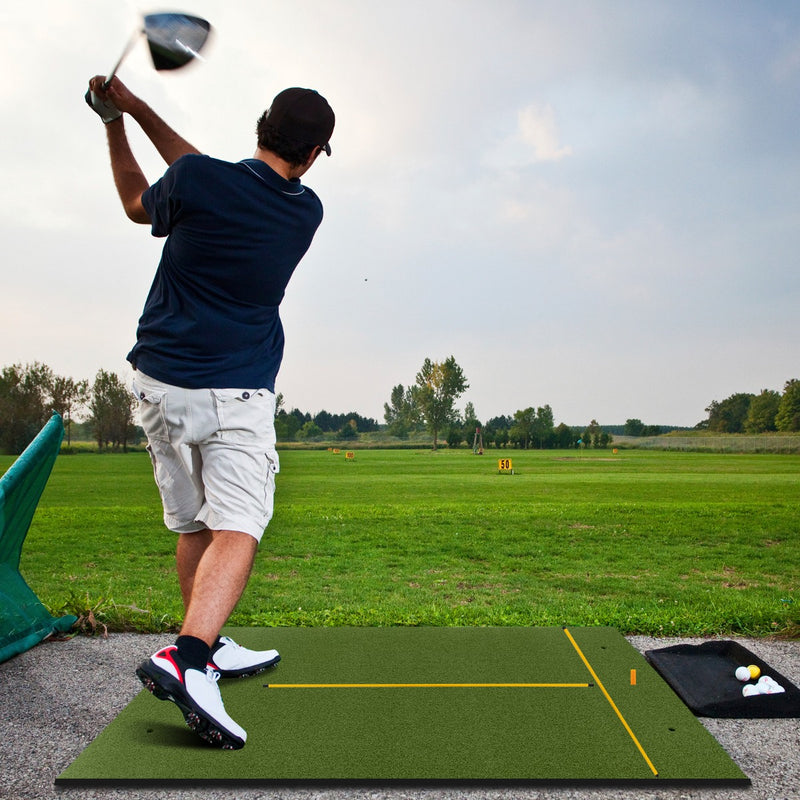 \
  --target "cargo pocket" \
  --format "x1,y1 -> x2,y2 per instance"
132,379 -> 169,442
266,448 -> 280,476
211,388 -> 270,445
262,448 -> 280,526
